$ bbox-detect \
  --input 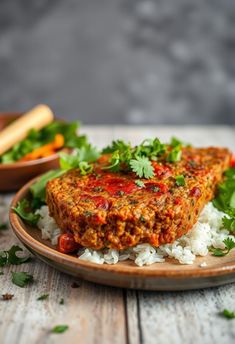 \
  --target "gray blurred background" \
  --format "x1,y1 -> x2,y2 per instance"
0,0 -> 235,125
